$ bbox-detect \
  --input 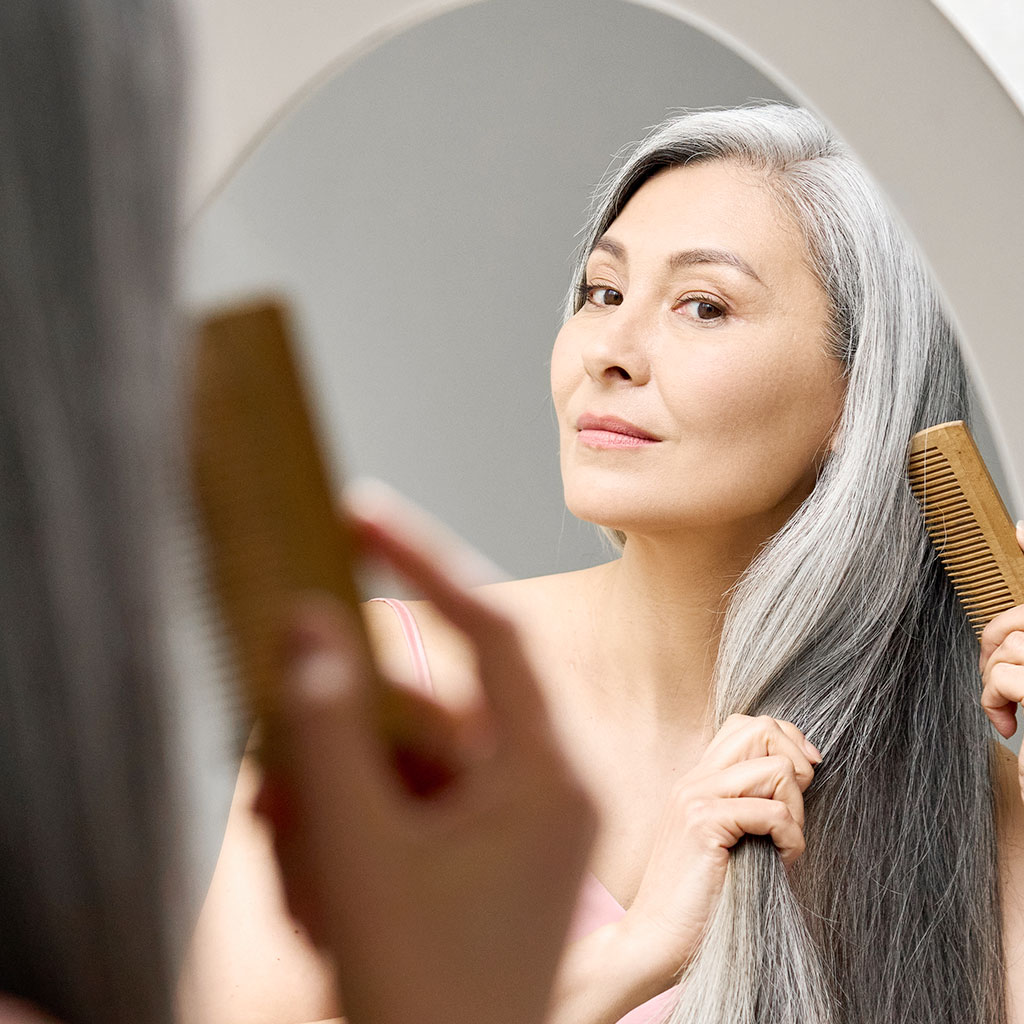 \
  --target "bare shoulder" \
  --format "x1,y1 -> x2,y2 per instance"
479,564 -> 609,618
361,597 -> 477,705
994,740 -> 1024,1021
179,753 -> 339,1024
360,563 -> 613,705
